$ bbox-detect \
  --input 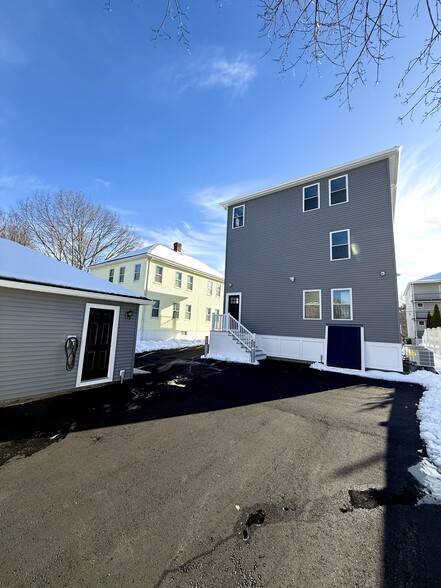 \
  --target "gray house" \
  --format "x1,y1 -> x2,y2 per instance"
0,238 -> 152,404
210,147 -> 402,372
404,272 -> 441,341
